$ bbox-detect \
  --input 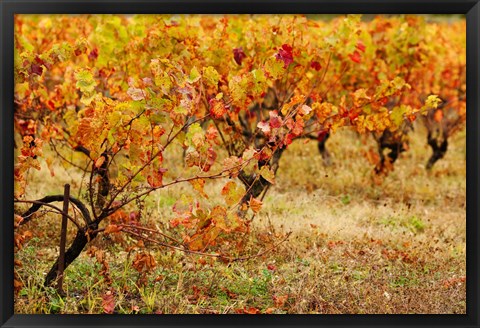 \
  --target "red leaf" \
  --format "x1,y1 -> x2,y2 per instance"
275,44 -> 294,68
310,61 -> 322,71
30,63 -> 43,76
102,291 -> 115,314
356,41 -> 366,53
129,211 -> 140,223
348,110 -> 359,122
88,48 -> 99,60
46,100 -> 56,111
203,147 -> 217,172
269,110 -> 283,128
233,47 -> 247,65
349,51 -> 361,64
284,133 -> 295,146
378,97 -> 388,106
